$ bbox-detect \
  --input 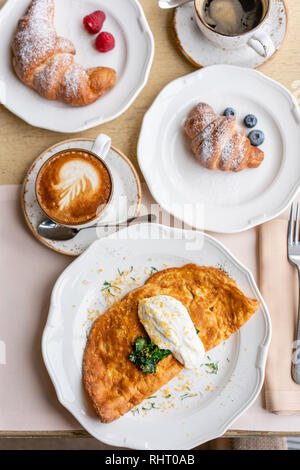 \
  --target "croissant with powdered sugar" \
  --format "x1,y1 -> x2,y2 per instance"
12,0 -> 116,107
184,103 -> 264,172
